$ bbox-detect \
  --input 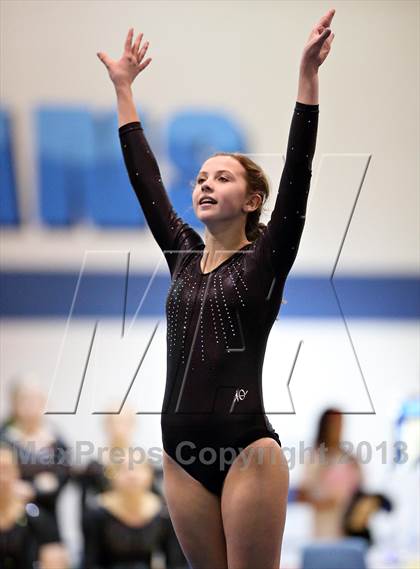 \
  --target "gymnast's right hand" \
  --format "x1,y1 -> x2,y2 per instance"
97,27 -> 152,88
